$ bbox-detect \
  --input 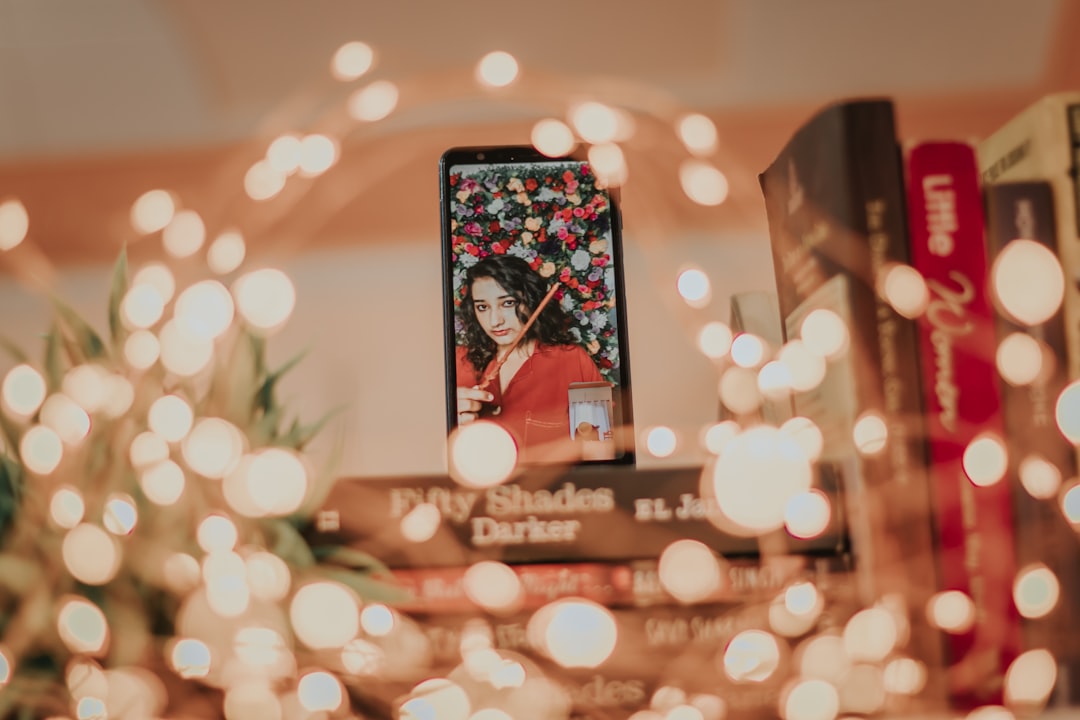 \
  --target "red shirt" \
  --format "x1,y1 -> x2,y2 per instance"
456,344 -> 603,462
